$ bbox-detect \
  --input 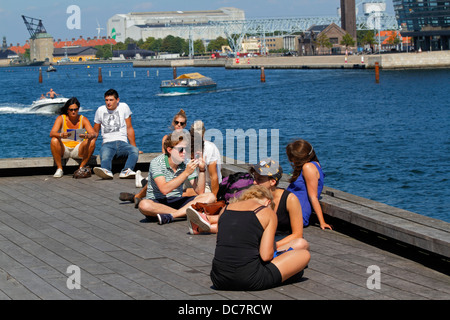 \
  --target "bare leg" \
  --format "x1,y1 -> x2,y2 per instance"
50,137 -> 64,169
139,192 -> 216,219
78,138 -> 96,168
271,249 -> 310,282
